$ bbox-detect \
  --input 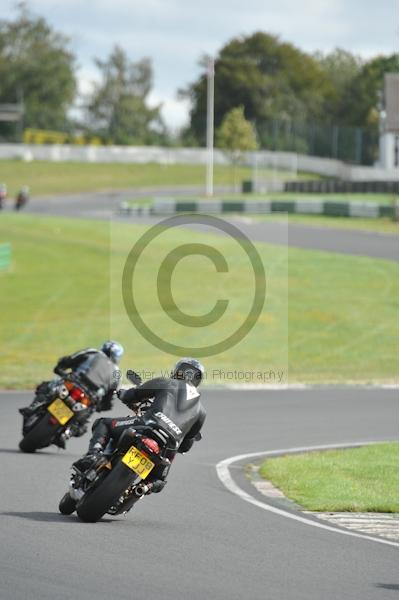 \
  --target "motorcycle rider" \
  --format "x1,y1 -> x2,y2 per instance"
19,341 -> 124,447
0,183 -> 7,210
73,357 -> 206,495
15,185 -> 29,211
